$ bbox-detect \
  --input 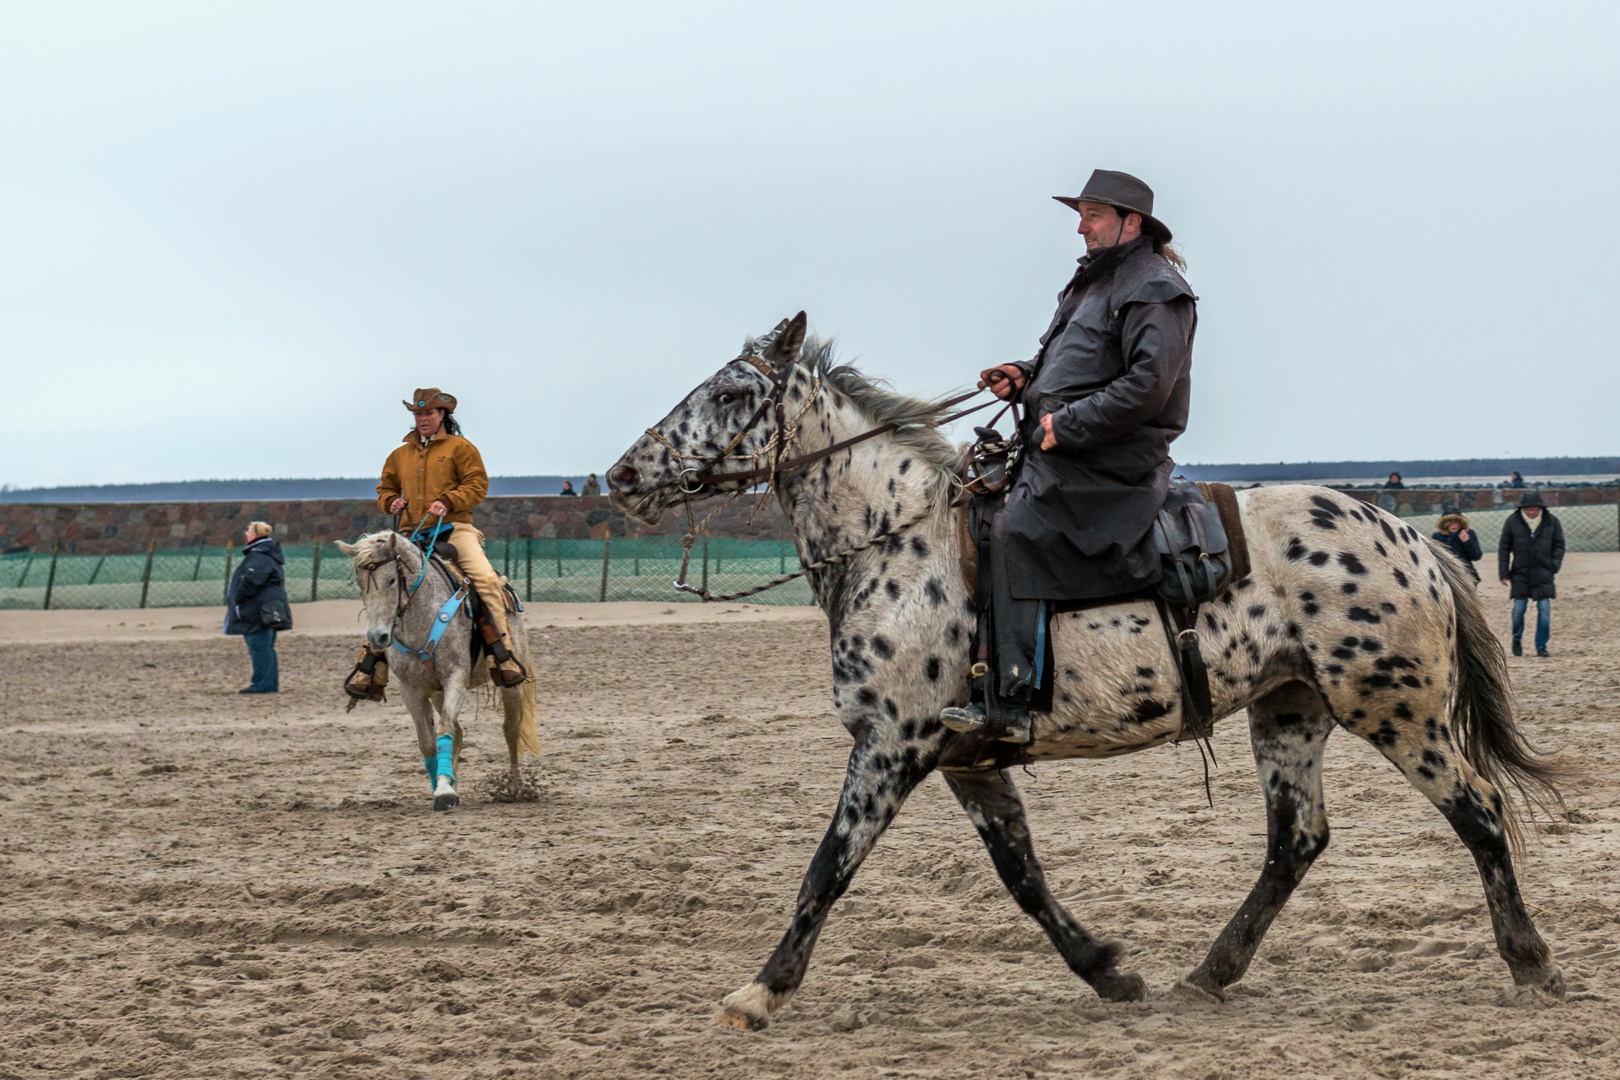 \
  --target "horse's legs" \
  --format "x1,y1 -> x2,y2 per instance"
432,674 -> 469,812
1337,705 -> 1563,996
400,683 -> 440,794
717,741 -> 930,1031
1184,681 -> 1335,999
943,768 -> 1146,1002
